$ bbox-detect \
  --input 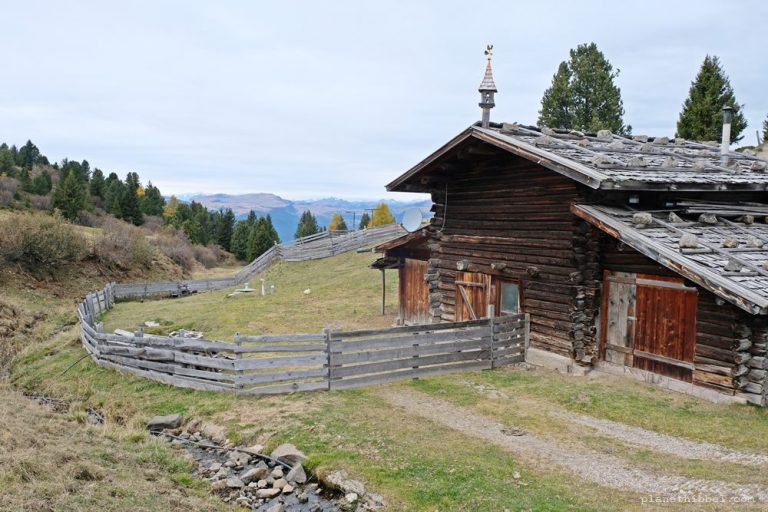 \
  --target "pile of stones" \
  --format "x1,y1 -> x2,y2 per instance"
147,414 -> 384,512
